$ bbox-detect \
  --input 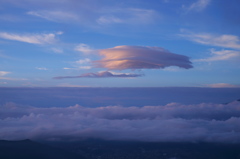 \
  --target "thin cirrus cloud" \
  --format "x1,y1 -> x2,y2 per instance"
0,31 -> 62,44
27,10 -> 80,23
97,8 -> 159,25
53,71 -> 143,79
27,5 -> 160,26
93,45 -> 193,70
0,100 -> 240,142
183,0 -> 211,12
